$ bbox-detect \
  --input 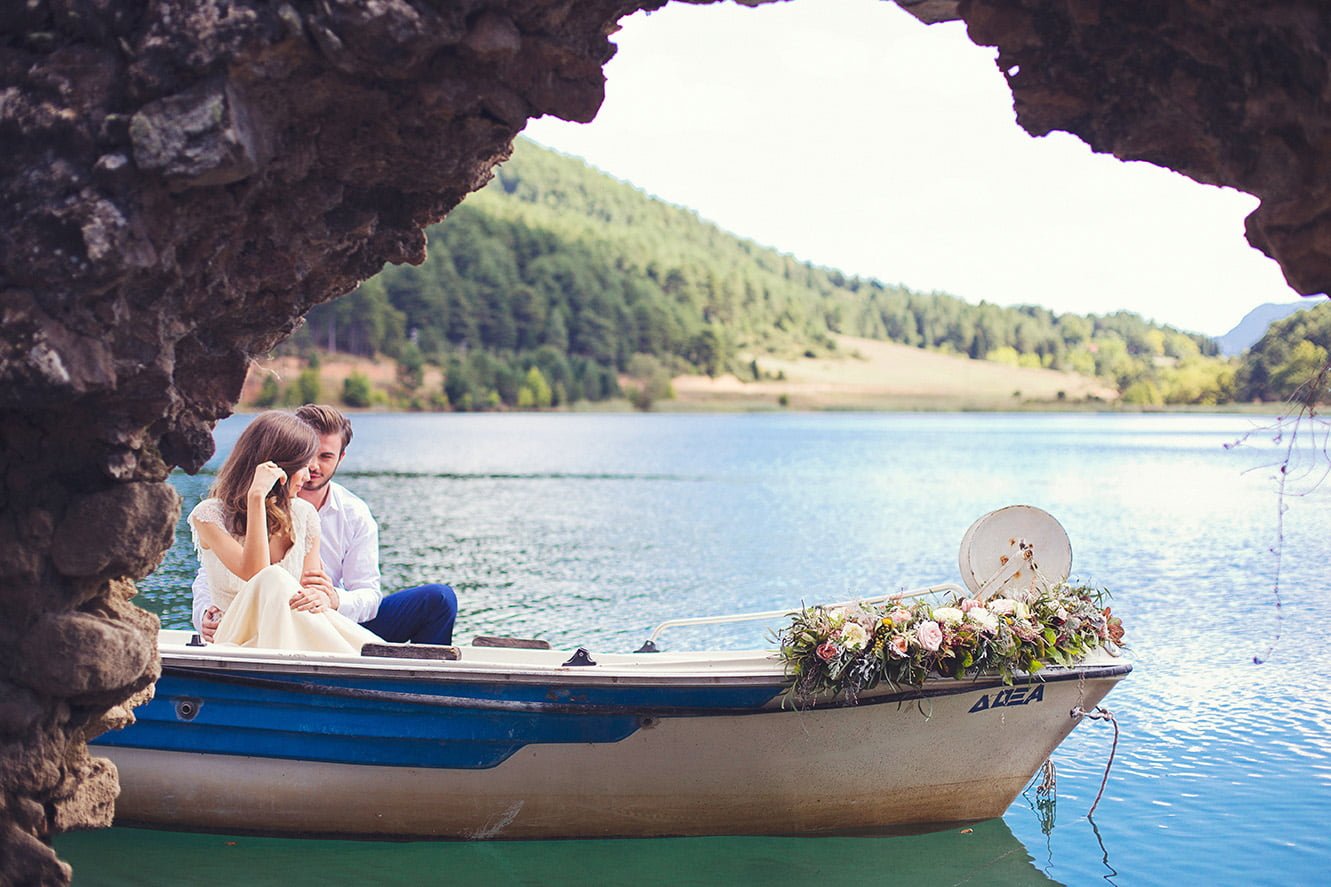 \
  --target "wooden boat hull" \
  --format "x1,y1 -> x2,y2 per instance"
95,633 -> 1128,839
